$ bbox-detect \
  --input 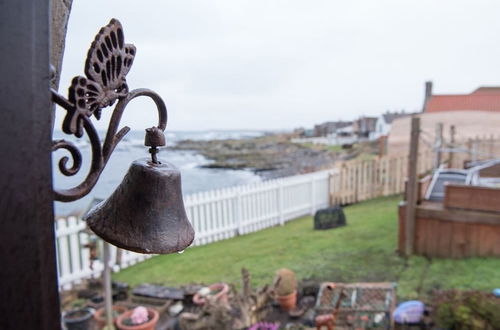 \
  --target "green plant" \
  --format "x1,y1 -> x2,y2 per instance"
273,268 -> 297,296
69,298 -> 87,310
433,290 -> 500,329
